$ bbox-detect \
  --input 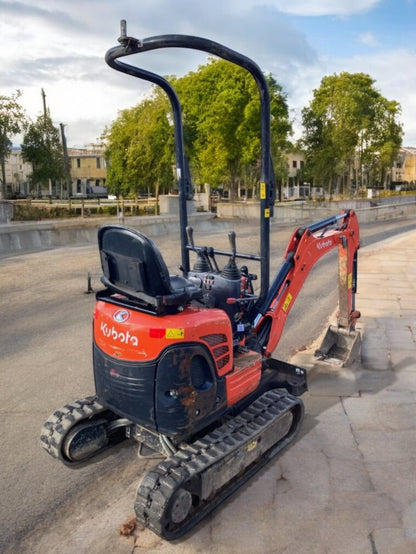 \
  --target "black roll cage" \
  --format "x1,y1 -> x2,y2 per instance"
105,20 -> 276,309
